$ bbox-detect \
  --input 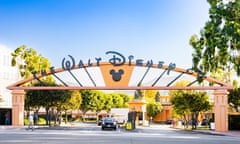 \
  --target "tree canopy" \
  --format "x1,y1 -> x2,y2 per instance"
146,102 -> 162,118
11,45 -> 52,79
80,90 -> 132,120
228,87 -> 240,112
190,0 -> 240,77
169,80 -> 212,121
145,90 -> 163,120
134,87 -> 144,100
171,91 -> 212,117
